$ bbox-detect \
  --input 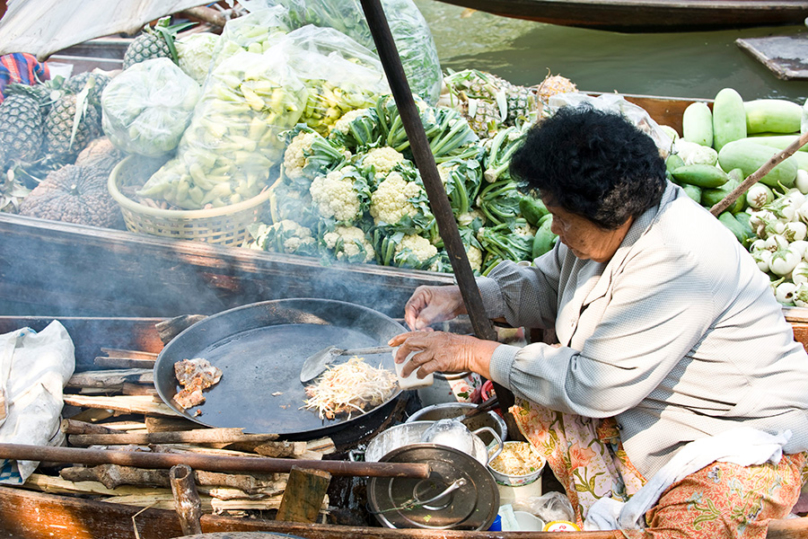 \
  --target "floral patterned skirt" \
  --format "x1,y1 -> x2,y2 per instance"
511,398 -> 807,538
